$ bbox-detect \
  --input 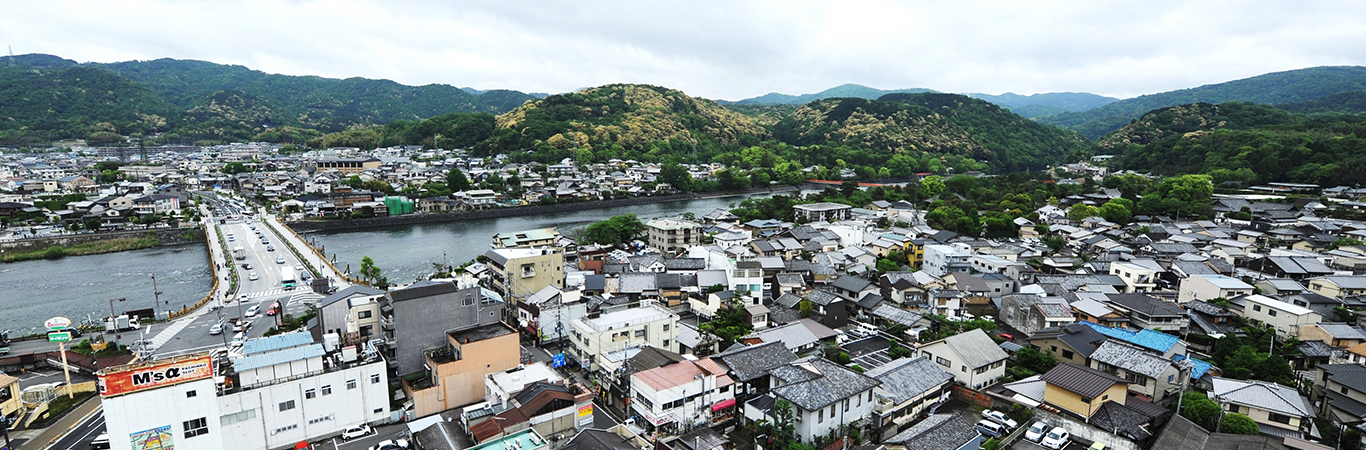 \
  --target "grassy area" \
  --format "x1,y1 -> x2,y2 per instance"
69,338 -> 131,357
31,391 -> 96,427
1,235 -> 161,263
